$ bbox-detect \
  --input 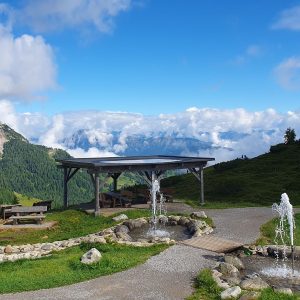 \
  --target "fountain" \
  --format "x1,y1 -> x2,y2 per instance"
271,193 -> 296,275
